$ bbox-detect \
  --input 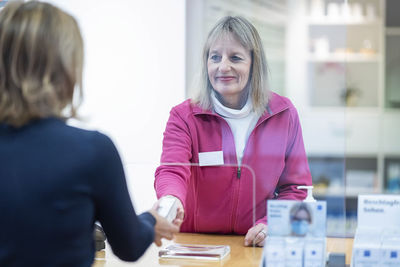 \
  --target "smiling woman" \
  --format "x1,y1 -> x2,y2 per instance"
154,16 -> 312,247
196,16 -> 269,115
207,33 -> 252,109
